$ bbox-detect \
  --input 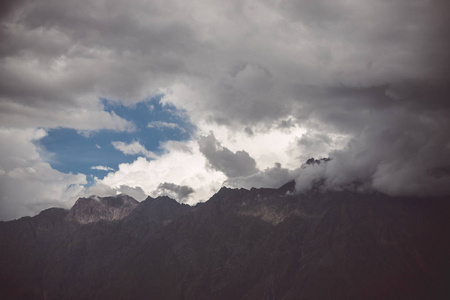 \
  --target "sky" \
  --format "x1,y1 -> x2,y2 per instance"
1,0 -> 449,220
